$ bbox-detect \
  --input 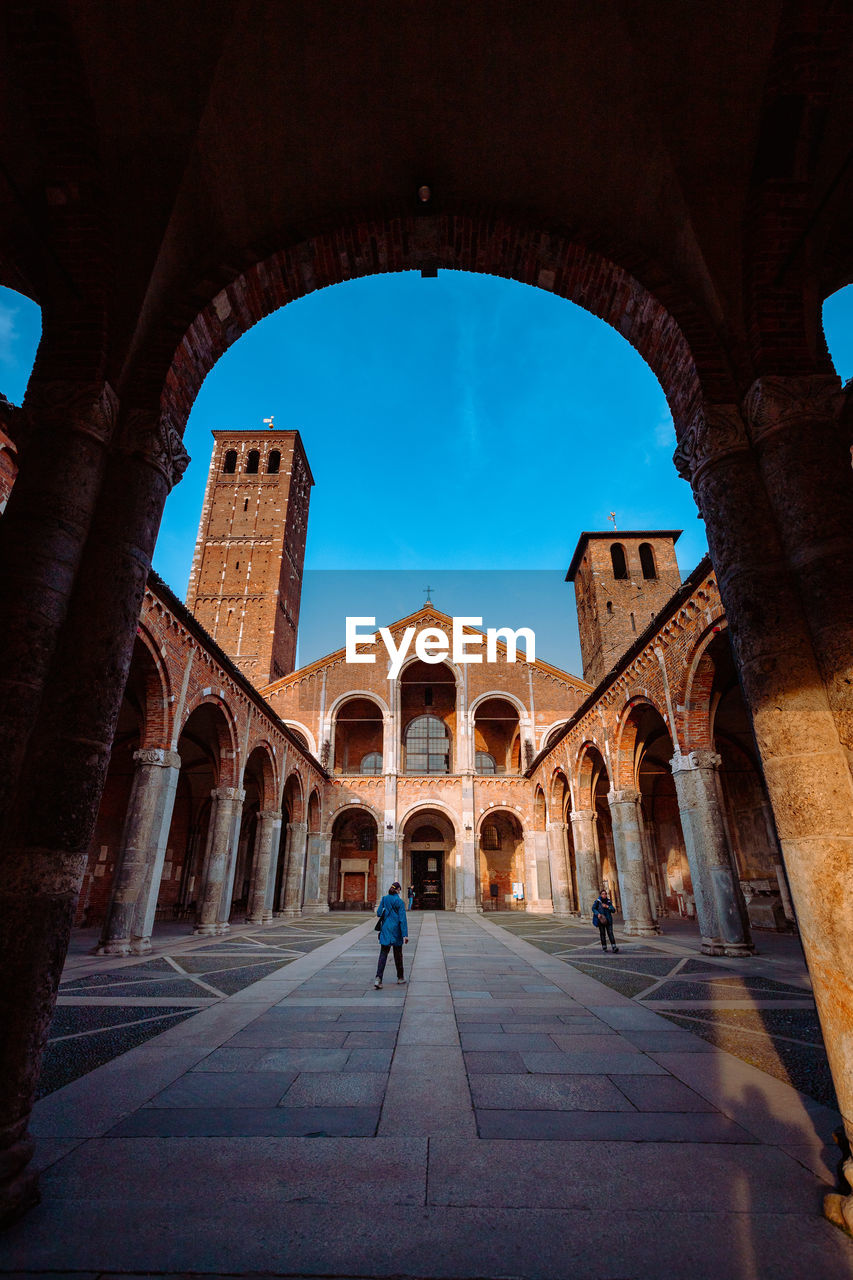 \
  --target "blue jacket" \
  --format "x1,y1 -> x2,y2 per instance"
593,896 -> 614,926
377,892 -> 408,946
